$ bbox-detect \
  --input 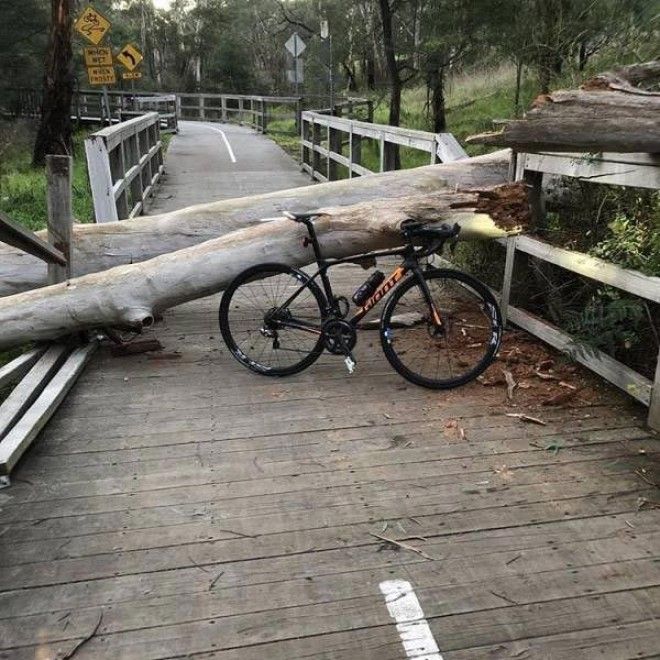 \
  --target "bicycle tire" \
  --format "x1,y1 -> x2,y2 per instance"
219,263 -> 327,377
380,269 -> 502,389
